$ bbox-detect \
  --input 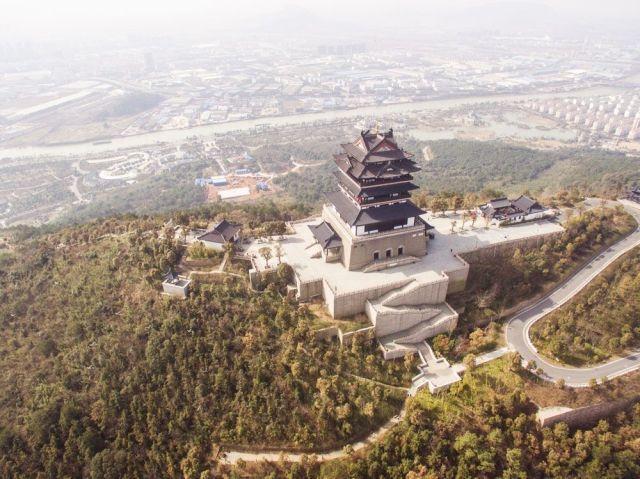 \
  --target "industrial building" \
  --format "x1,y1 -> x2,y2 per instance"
219,187 -> 251,200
